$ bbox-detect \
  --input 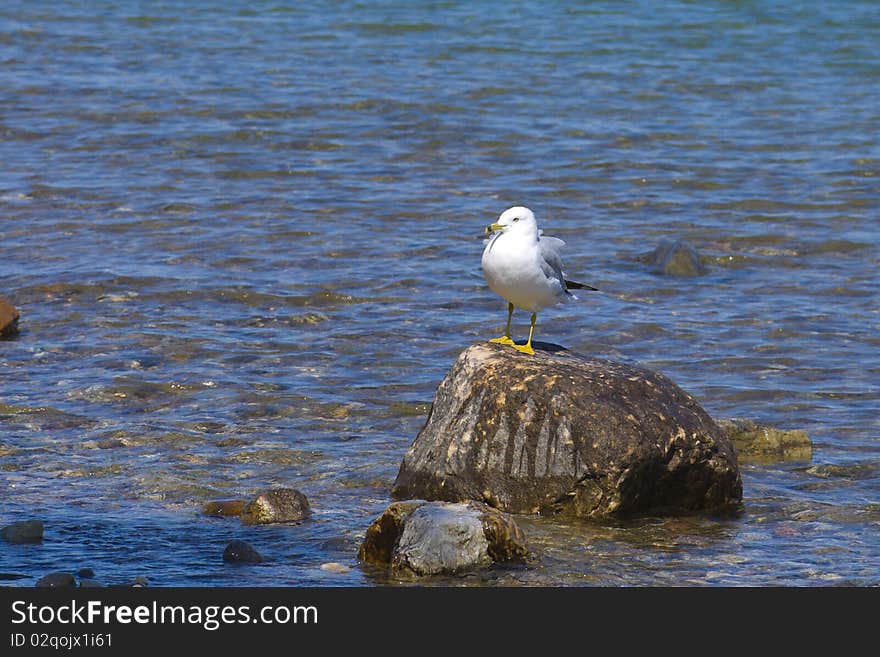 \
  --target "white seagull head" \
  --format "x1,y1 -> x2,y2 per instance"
484,206 -> 538,238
